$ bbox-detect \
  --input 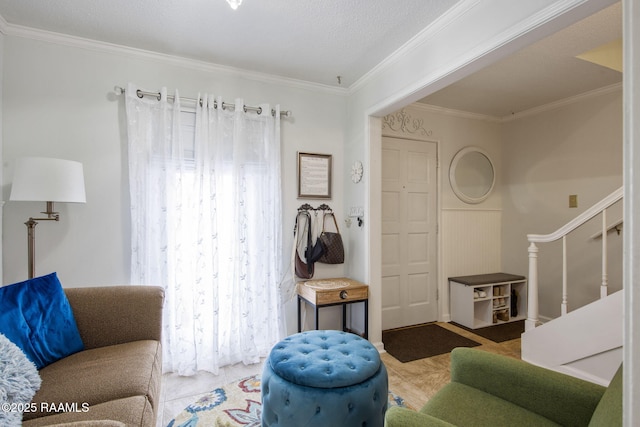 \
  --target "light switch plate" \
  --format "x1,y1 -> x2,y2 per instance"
569,194 -> 578,208
349,206 -> 364,217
